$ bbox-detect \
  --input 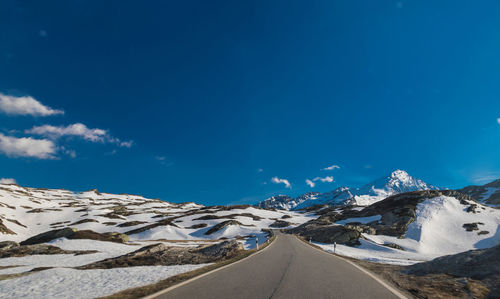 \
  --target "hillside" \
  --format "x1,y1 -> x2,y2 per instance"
290,190 -> 500,265
459,179 -> 500,205
0,183 -> 314,298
